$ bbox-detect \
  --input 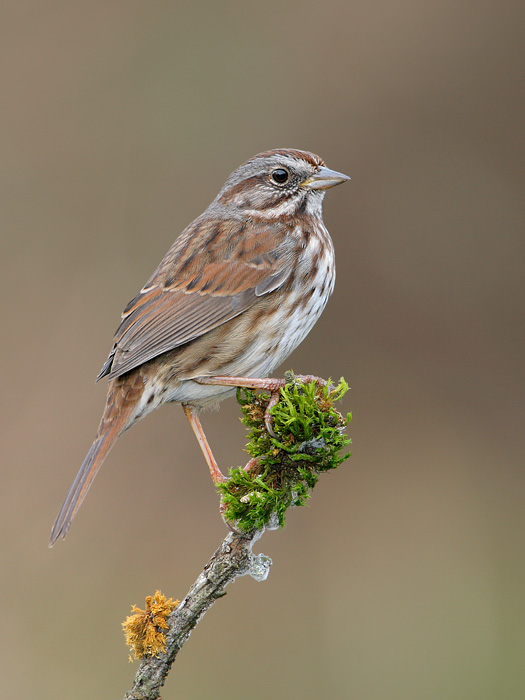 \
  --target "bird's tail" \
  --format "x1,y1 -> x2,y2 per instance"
49,373 -> 144,546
